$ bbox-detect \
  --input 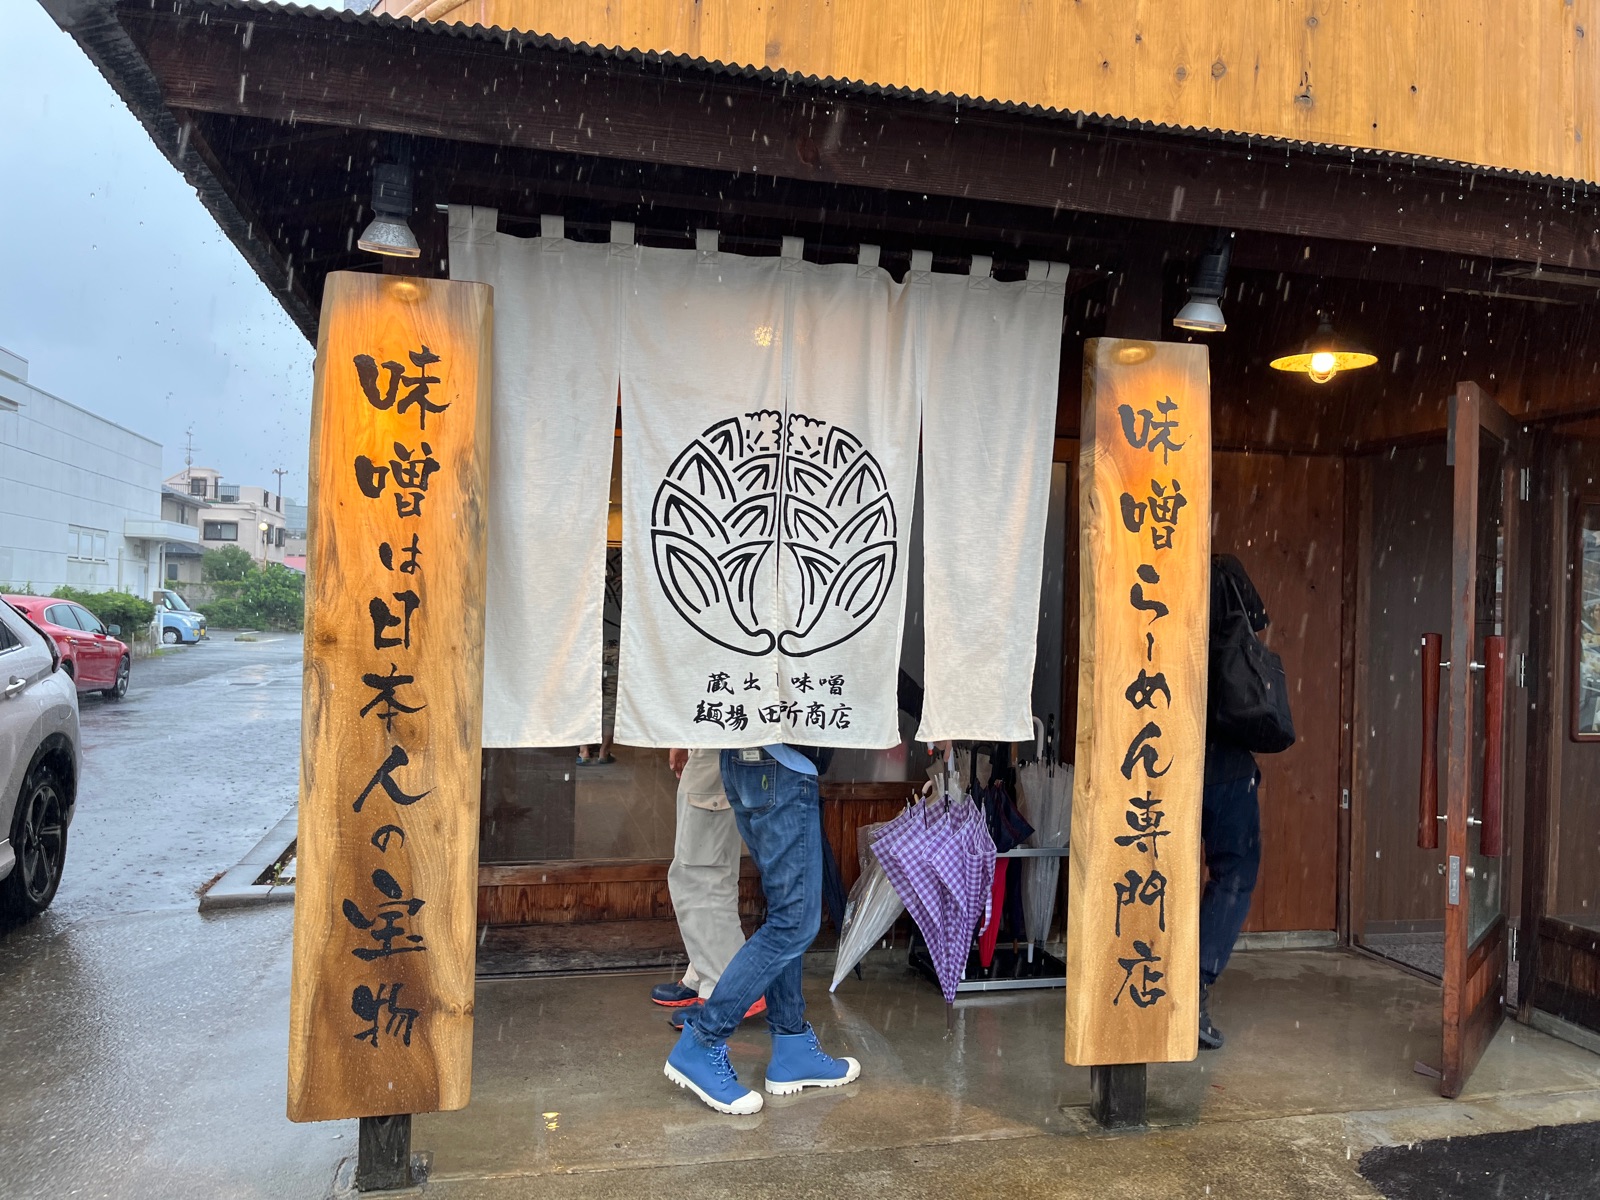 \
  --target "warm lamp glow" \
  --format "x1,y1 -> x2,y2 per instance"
1269,318 -> 1377,383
